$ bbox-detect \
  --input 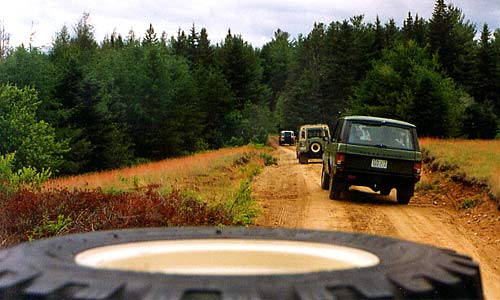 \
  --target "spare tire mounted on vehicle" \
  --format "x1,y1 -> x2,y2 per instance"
310,142 -> 321,153
0,227 -> 483,299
